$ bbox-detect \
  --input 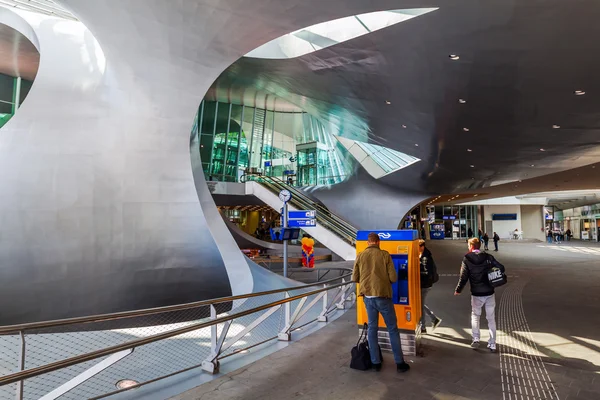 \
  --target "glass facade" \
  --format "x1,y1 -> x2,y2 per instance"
192,100 -> 353,185
432,205 -> 478,239
0,74 -> 33,129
